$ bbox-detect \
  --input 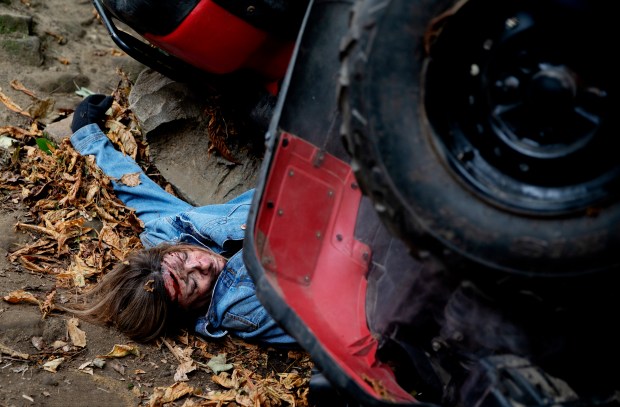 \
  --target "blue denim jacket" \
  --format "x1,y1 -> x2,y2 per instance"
70,124 -> 295,345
